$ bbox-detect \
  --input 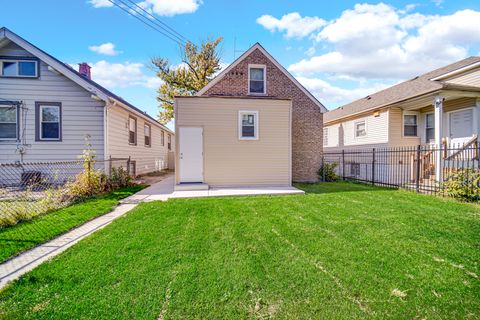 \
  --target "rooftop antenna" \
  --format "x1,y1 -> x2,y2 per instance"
233,36 -> 246,60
